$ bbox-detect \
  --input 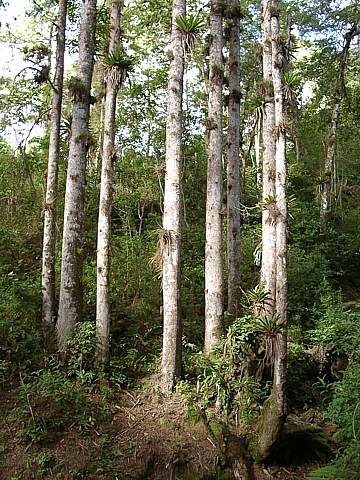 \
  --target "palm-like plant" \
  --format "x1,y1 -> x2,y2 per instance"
255,314 -> 282,366
175,12 -> 205,53
102,48 -> 135,88
282,70 -> 301,103
246,285 -> 272,316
